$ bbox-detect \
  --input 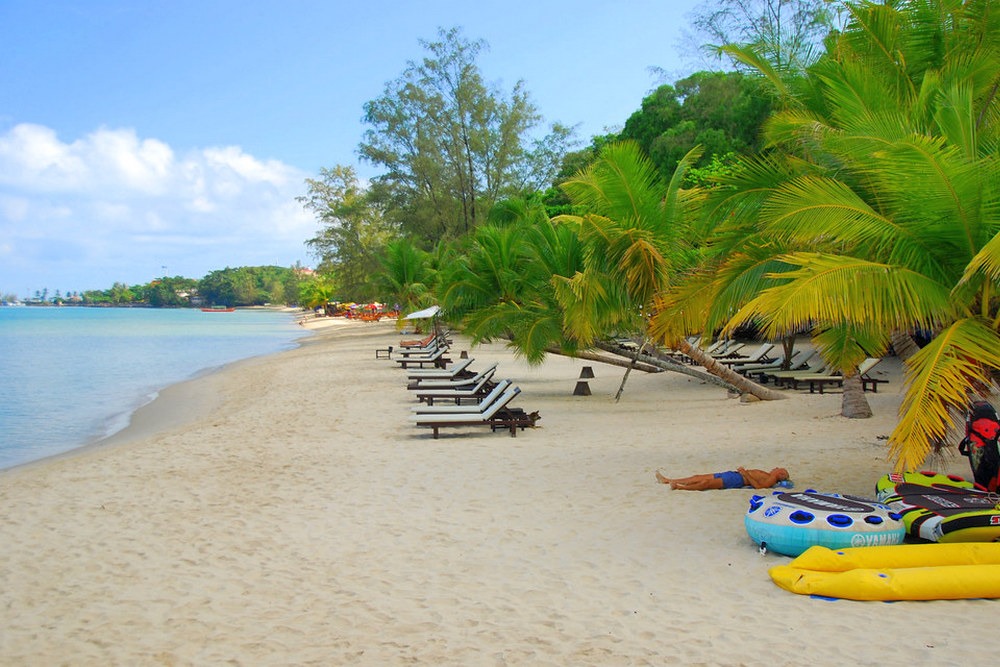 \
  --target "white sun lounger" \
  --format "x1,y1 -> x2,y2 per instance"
408,363 -> 498,389
406,356 -> 474,380
411,386 -> 533,438
411,379 -> 512,414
